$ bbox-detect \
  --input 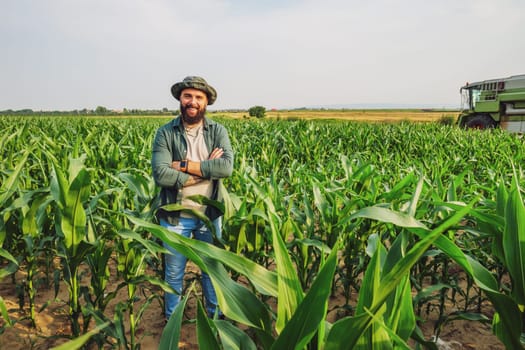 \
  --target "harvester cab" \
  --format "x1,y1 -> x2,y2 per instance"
458,74 -> 525,132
